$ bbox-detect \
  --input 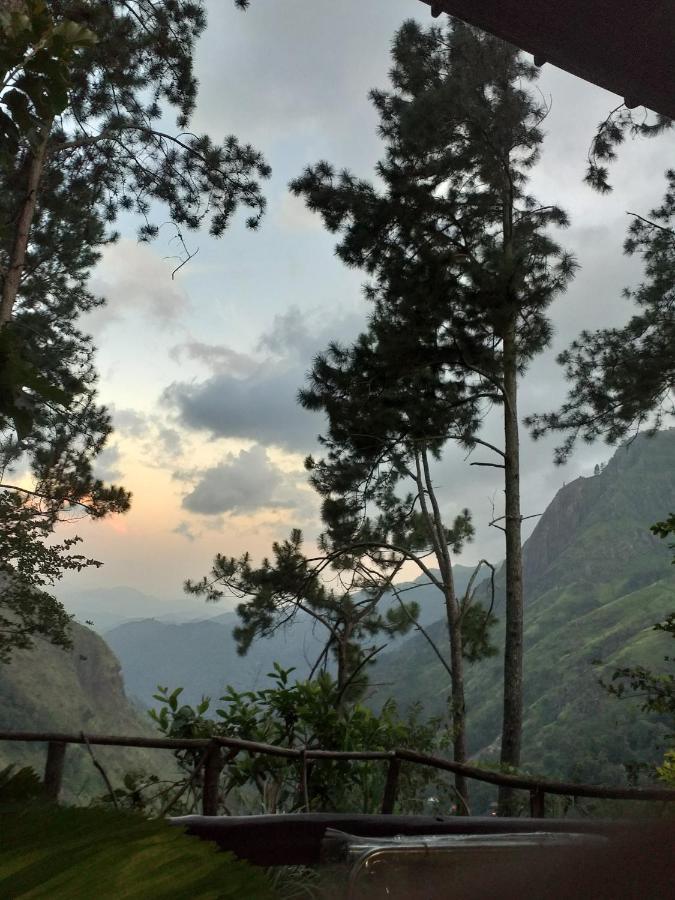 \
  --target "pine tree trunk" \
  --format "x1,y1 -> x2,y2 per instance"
336,636 -> 348,696
418,449 -> 469,813
498,319 -> 524,815
0,124 -> 52,326
444,585 -> 469,814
